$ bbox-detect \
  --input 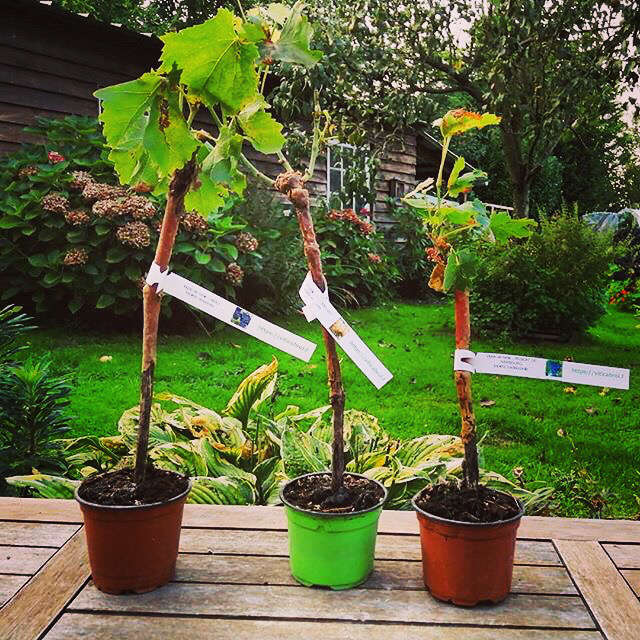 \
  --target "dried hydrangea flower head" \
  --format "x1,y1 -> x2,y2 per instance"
82,182 -> 127,202
64,209 -> 90,226
42,192 -> 69,213
234,231 -> 259,253
69,170 -> 93,191
225,262 -> 244,287
116,221 -> 152,248
63,248 -> 88,266
180,211 -> 208,236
